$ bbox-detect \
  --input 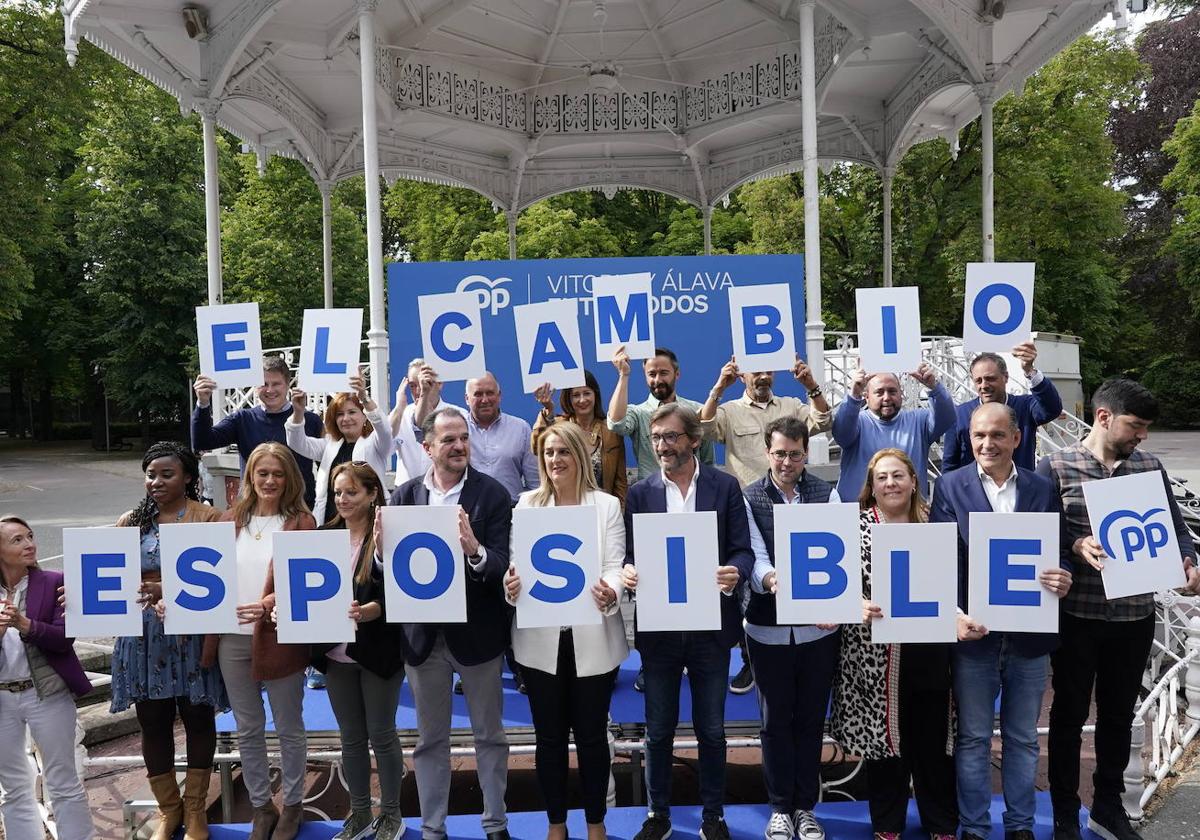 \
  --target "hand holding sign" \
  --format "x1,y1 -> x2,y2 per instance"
1011,341 -> 1038,377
